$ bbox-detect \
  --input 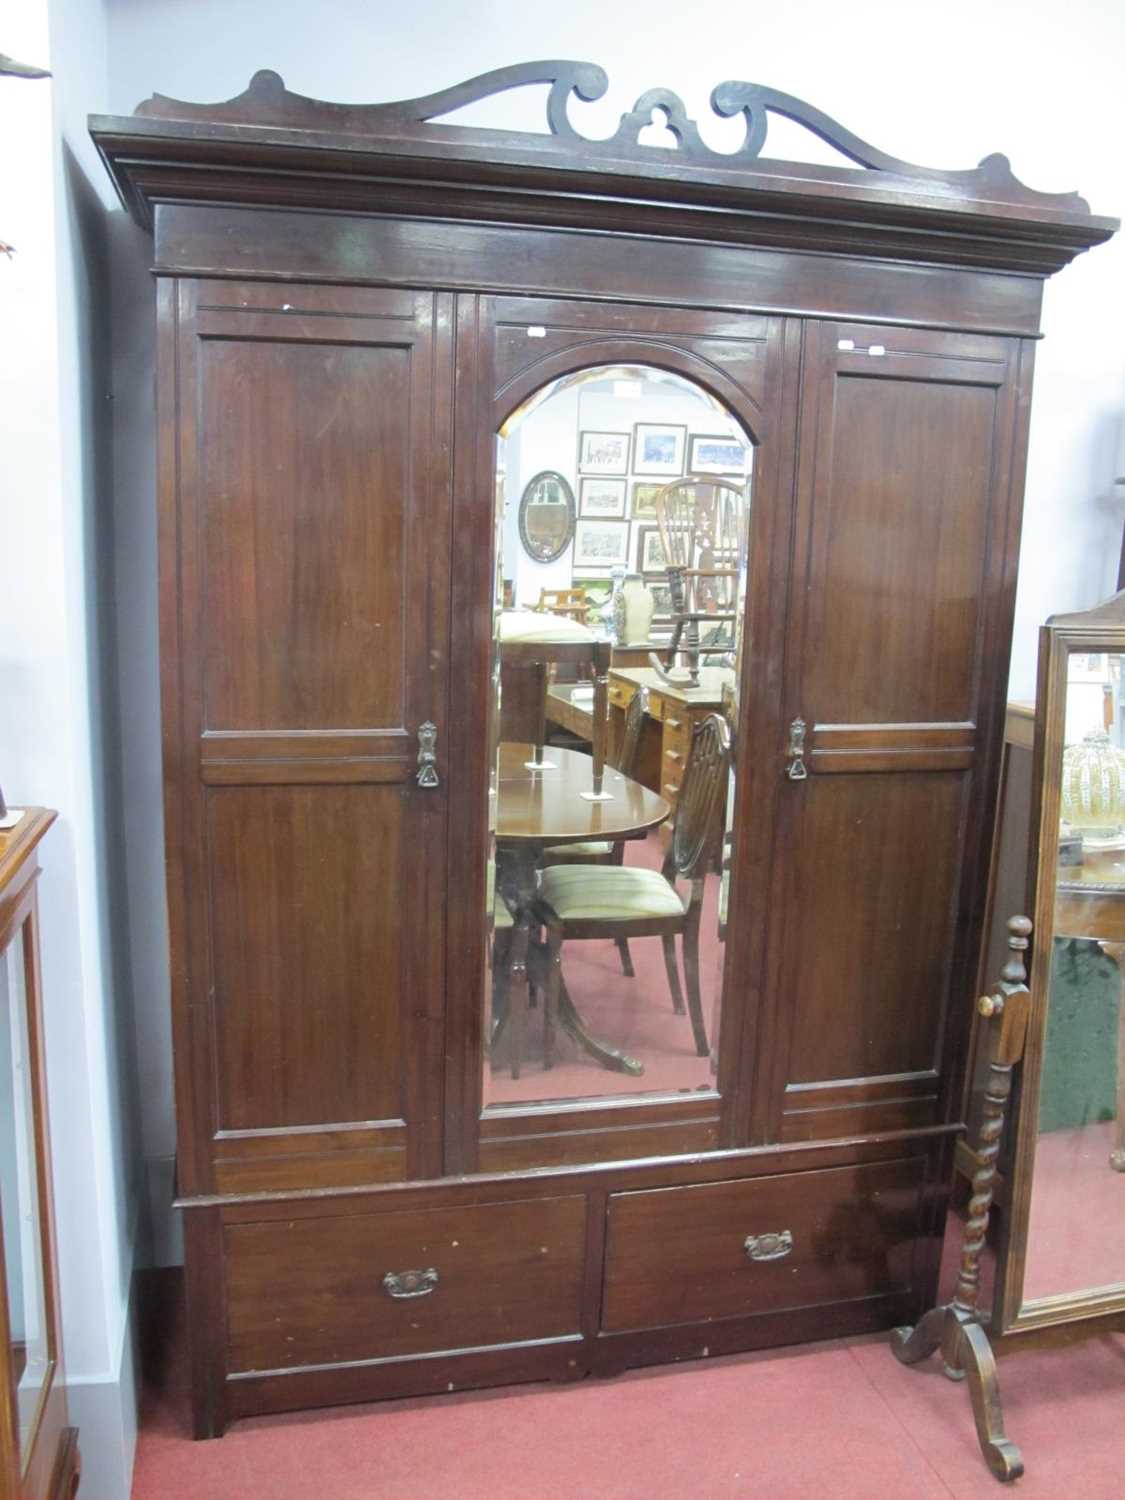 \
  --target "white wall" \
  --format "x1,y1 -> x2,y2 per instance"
0,1 -> 142,1493
101,0 -> 1125,1245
